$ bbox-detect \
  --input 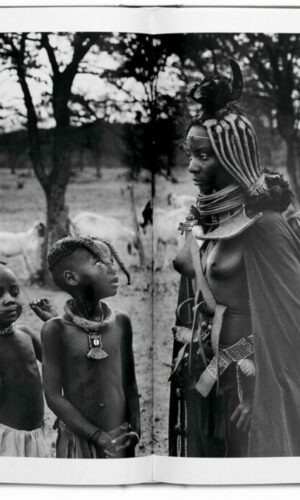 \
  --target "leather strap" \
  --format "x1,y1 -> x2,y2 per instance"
190,233 -> 228,394
190,233 -> 216,313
